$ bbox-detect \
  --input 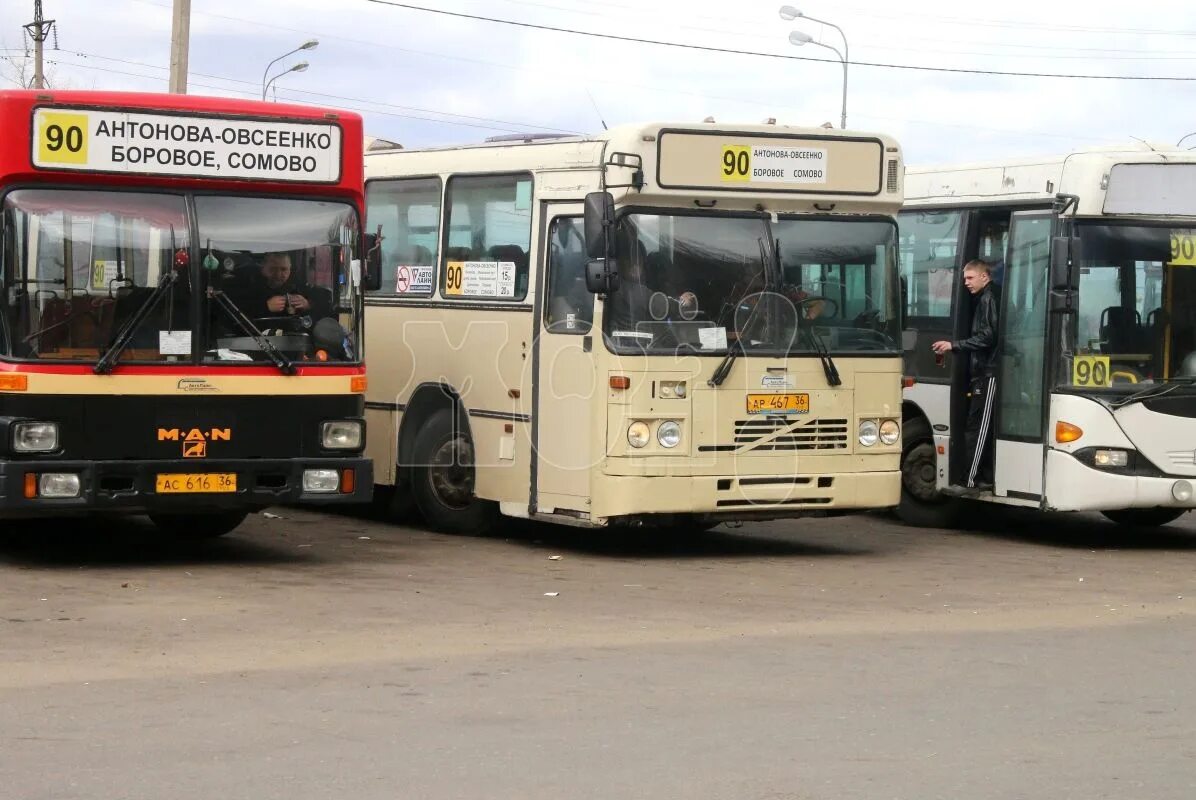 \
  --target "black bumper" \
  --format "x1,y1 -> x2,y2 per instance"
0,457 -> 372,516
